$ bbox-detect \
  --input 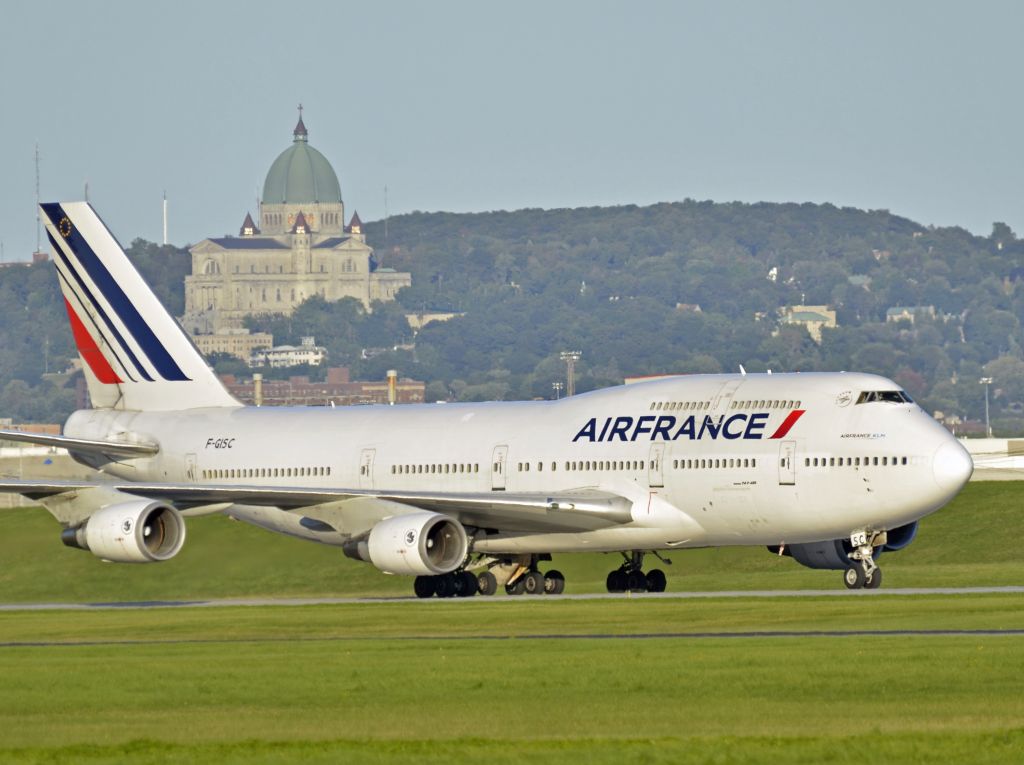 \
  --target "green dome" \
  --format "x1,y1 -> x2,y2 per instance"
262,118 -> 342,205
